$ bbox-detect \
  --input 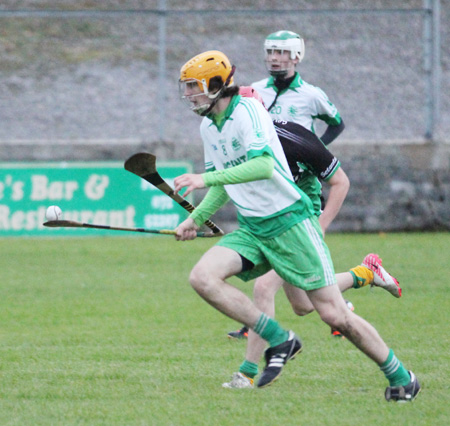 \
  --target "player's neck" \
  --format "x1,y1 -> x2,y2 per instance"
274,73 -> 296,91
210,97 -> 231,115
